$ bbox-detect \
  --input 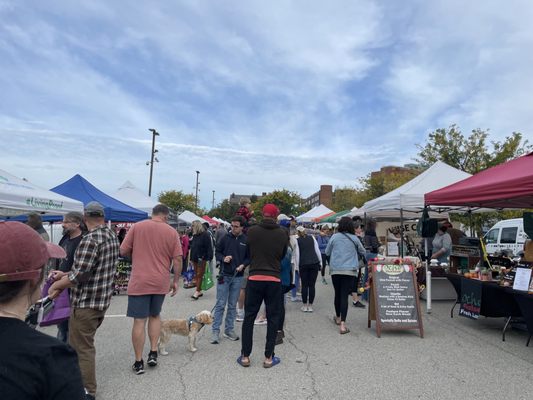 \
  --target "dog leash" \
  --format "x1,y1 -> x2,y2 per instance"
209,266 -> 242,314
